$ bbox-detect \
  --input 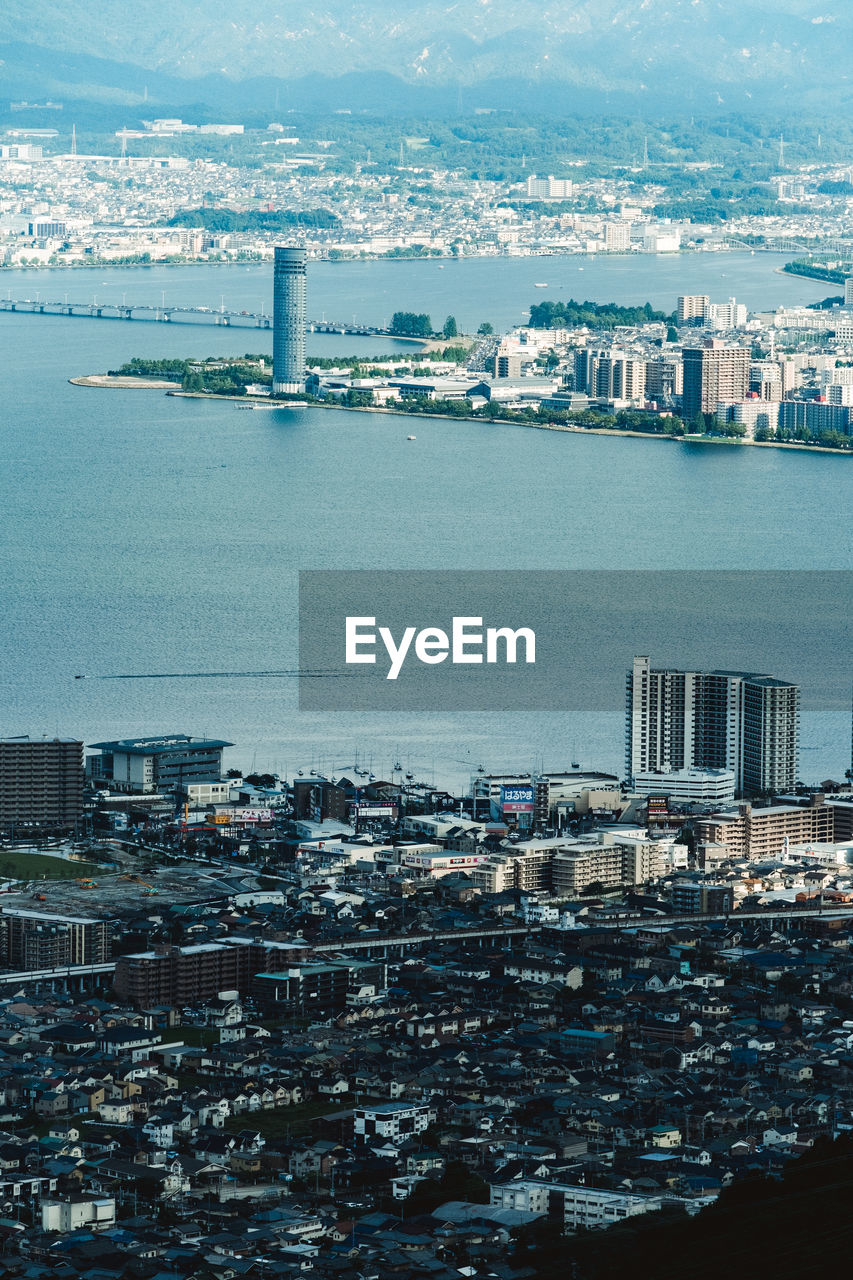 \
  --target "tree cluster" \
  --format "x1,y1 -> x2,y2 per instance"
529,298 -> 672,329
167,207 -> 340,231
390,311 -> 433,336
